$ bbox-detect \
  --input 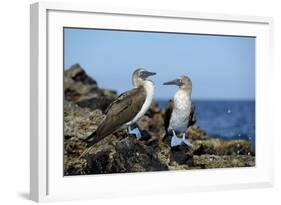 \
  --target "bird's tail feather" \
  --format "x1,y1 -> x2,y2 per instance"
79,146 -> 93,159
79,131 -> 99,159
83,131 -> 97,143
